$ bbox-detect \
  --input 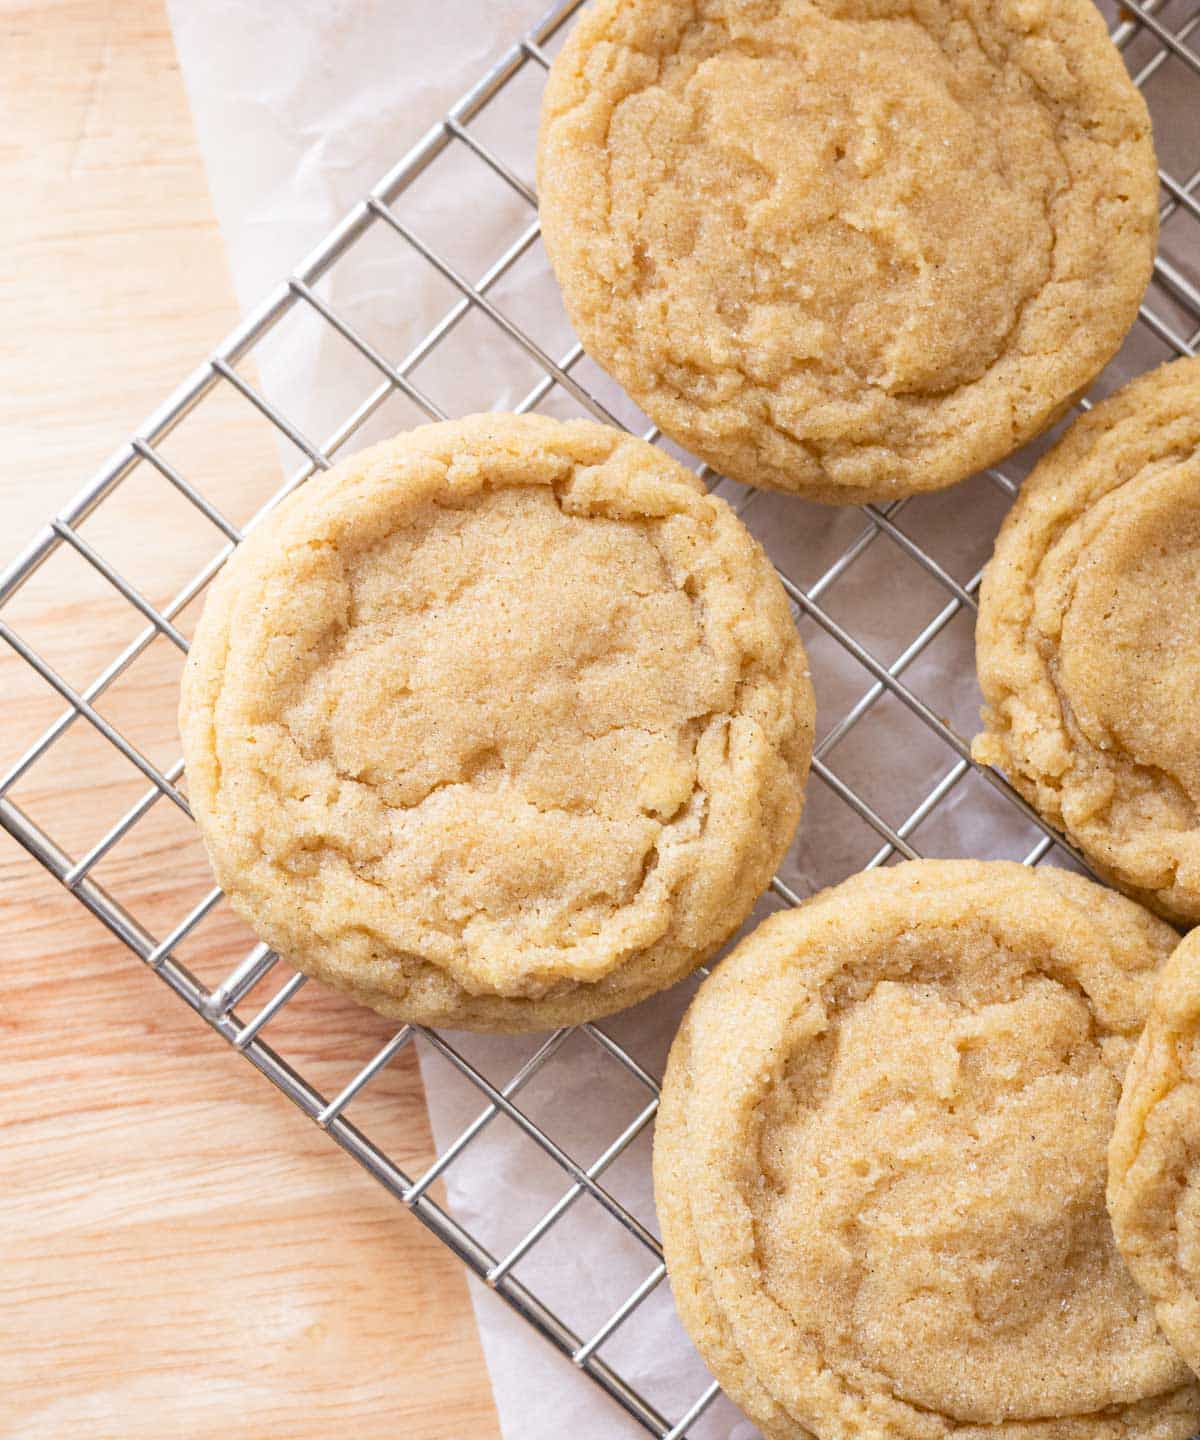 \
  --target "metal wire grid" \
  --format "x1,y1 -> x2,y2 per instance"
2,0 -> 1199,1433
